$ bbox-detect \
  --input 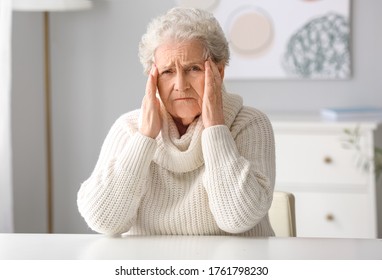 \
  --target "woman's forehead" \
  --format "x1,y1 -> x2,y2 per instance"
154,40 -> 206,66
